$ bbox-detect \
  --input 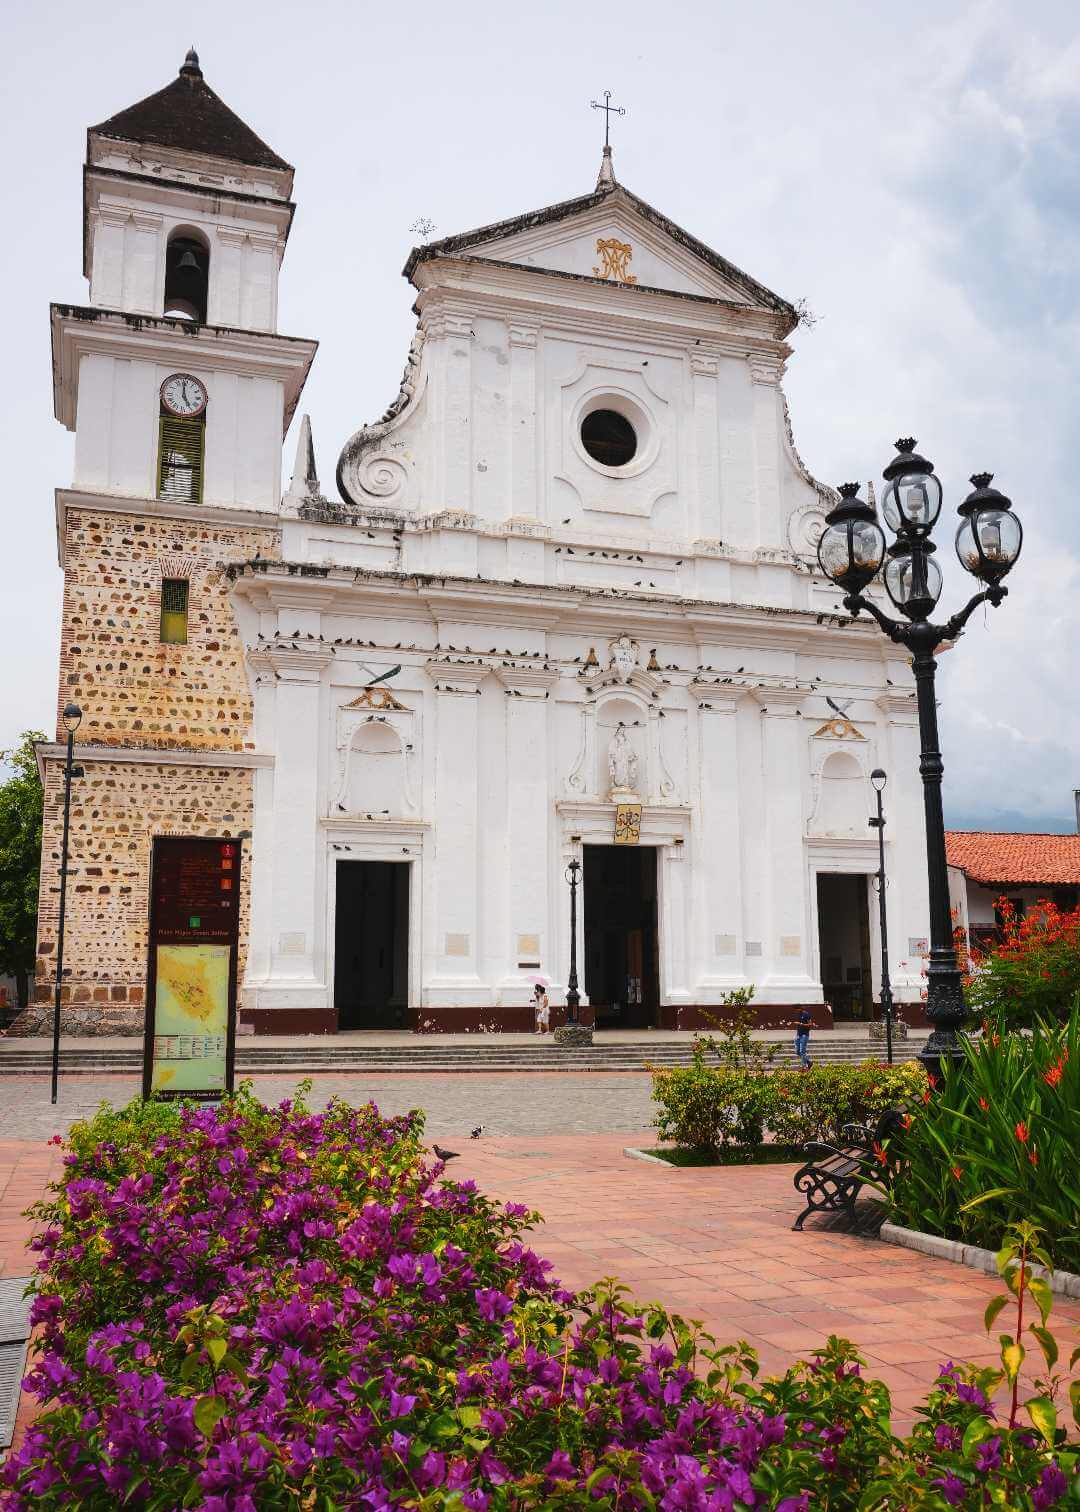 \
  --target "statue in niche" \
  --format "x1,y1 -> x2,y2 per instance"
609,635 -> 638,684
608,724 -> 640,797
